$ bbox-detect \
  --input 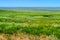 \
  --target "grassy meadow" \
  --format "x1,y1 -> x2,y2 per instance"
0,10 -> 60,40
